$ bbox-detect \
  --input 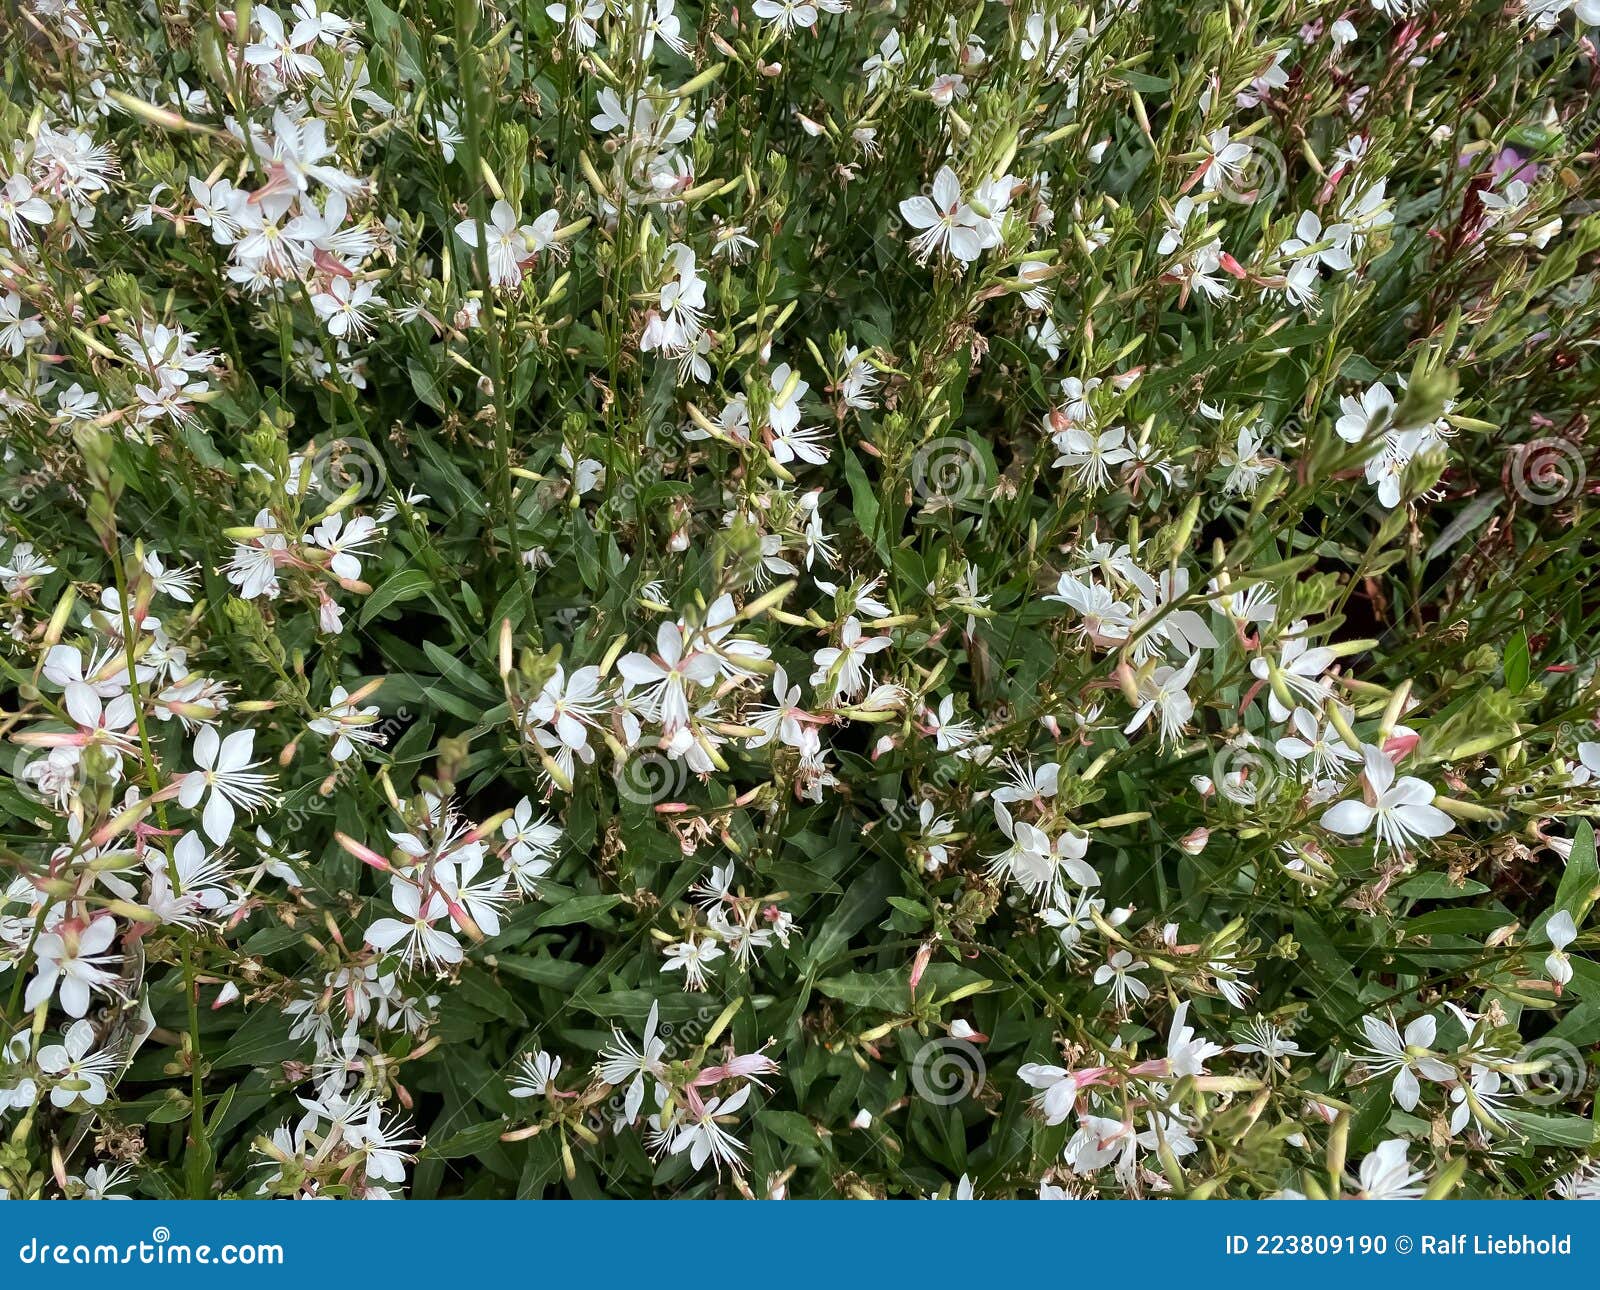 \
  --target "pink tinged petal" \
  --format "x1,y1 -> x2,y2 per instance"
1360,744 -> 1395,794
